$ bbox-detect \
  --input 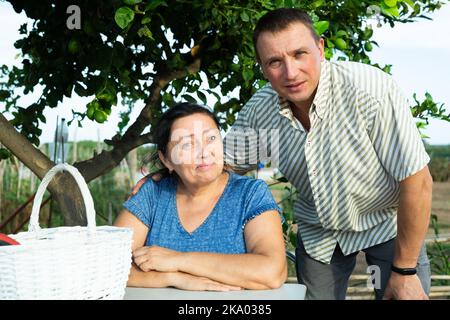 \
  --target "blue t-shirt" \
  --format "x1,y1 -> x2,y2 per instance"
123,172 -> 282,254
